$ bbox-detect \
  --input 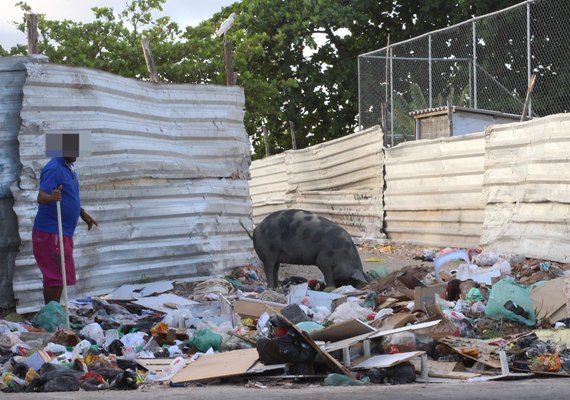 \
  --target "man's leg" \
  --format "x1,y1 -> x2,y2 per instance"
43,286 -> 63,304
